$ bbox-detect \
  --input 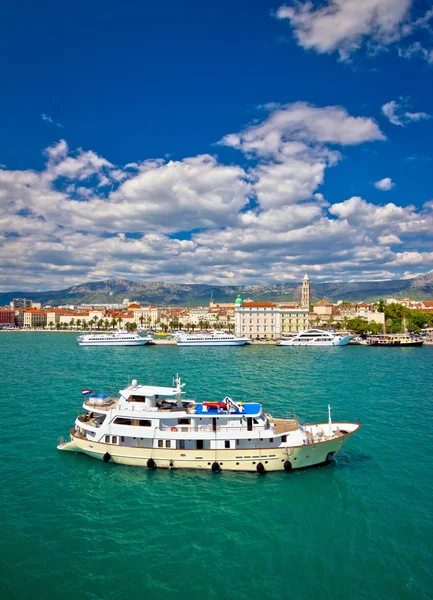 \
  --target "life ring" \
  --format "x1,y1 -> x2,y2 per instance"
171,426 -> 178,432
